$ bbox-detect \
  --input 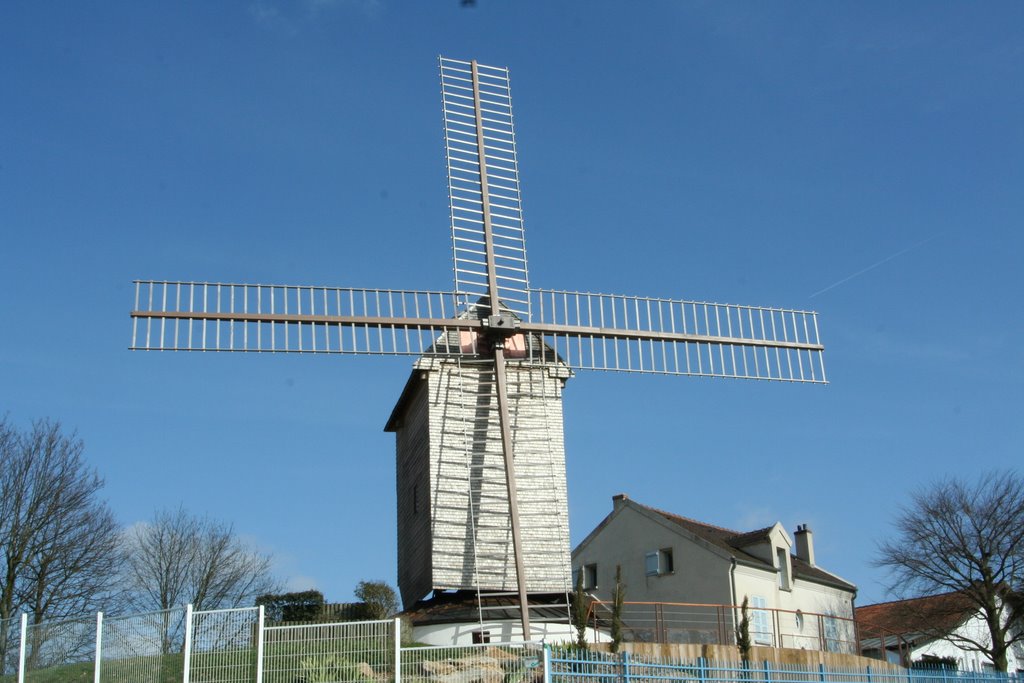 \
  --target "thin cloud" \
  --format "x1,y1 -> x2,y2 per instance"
250,0 -> 380,30
733,506 -> 778,531
285,575 -> 320,592
810,234 -> 938,299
